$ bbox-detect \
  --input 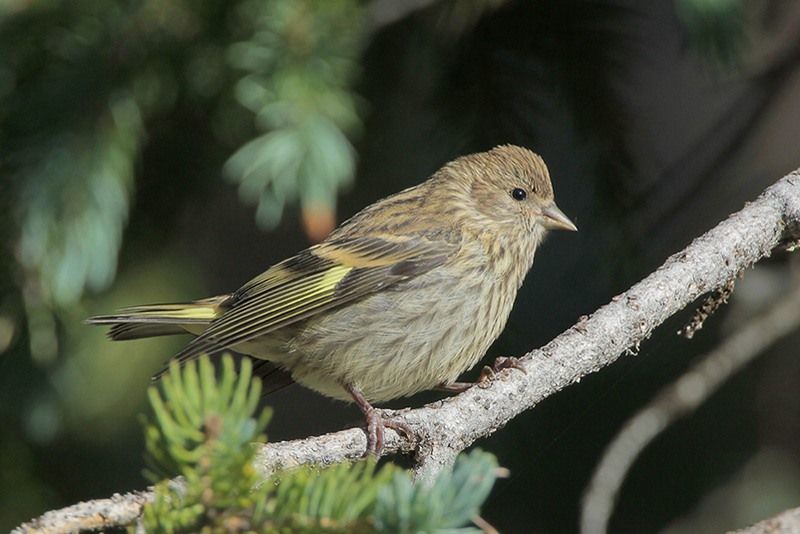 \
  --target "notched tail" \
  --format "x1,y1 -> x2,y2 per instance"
86,296 -> 228,341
